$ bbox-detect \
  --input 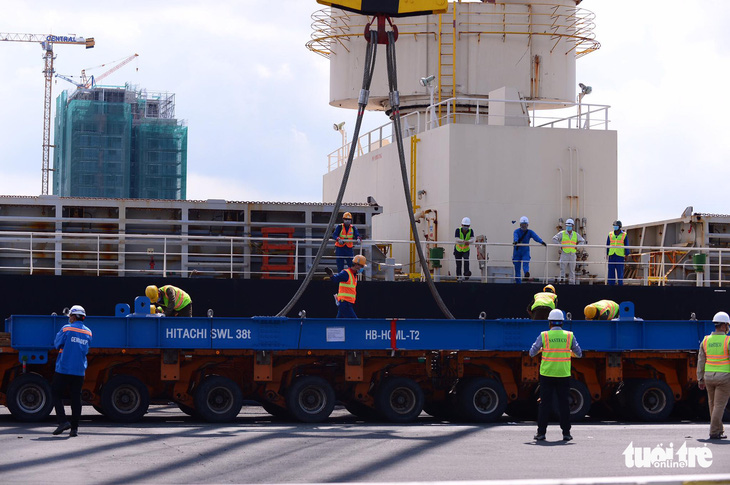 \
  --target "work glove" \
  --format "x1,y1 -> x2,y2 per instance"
325,267 -> 334,278
541,242 -> 547,246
